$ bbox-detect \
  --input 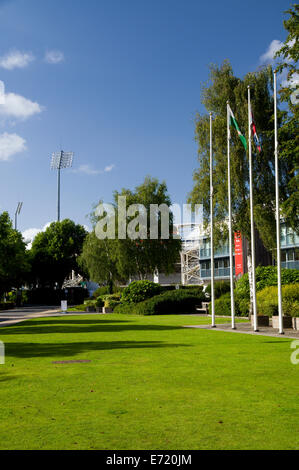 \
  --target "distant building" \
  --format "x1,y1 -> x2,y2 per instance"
154,221 -> 299,286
